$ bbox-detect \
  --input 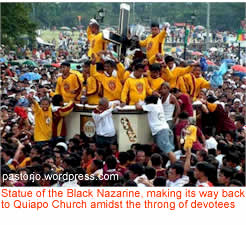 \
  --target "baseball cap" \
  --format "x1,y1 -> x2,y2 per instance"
56,142 -> 68,151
